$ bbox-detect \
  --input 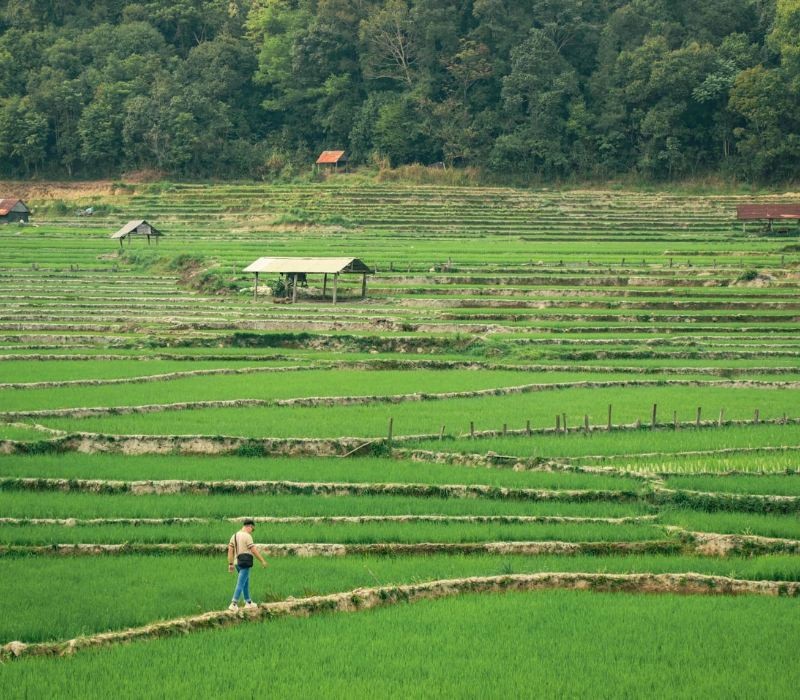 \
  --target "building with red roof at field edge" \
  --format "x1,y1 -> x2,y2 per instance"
0,198 -> 30,223
315,150 -> 348,172
736,203 -> 800,234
